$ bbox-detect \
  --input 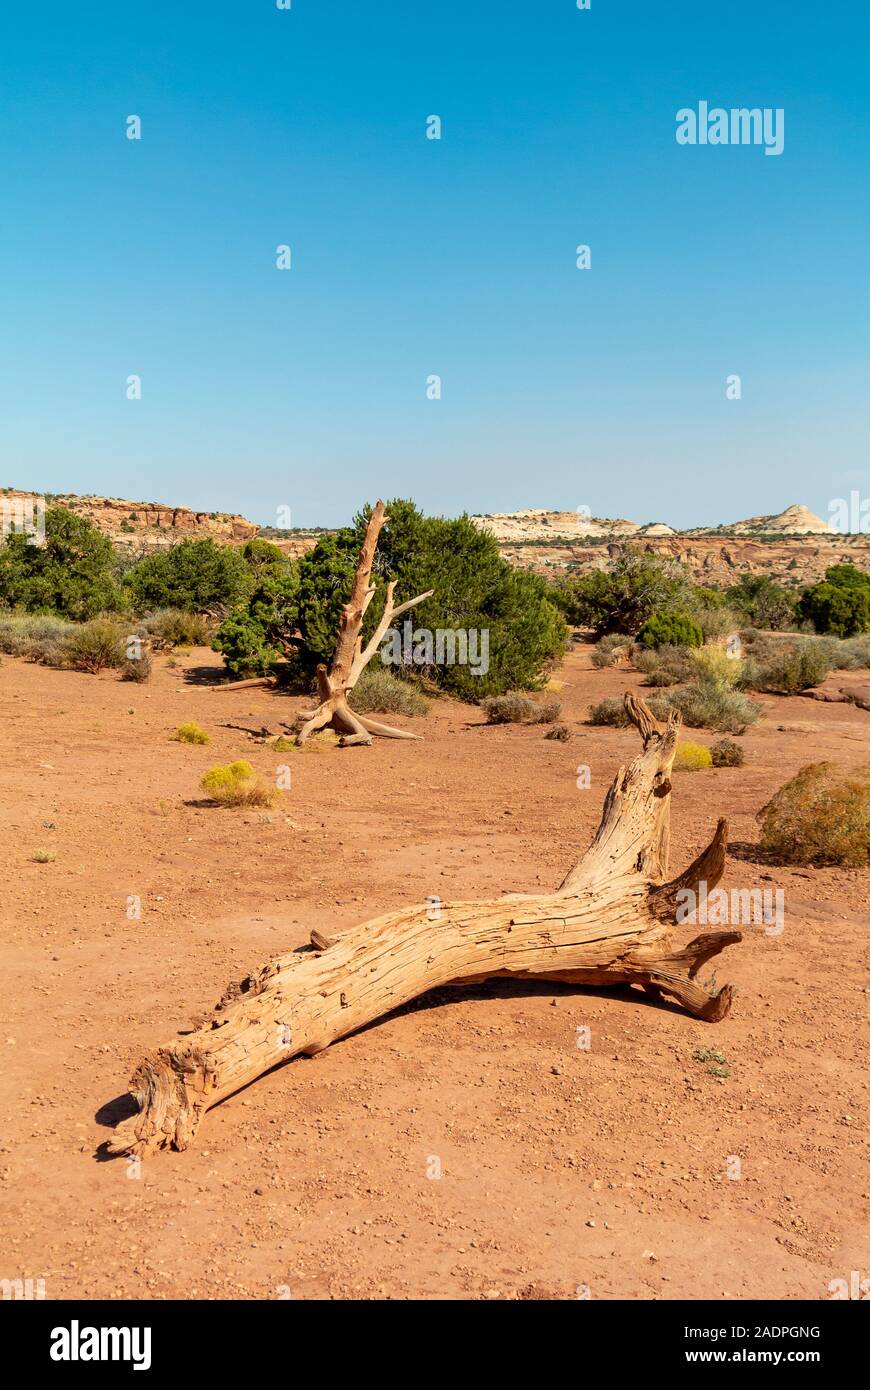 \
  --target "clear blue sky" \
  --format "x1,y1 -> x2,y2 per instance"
1,1 -> 867,528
